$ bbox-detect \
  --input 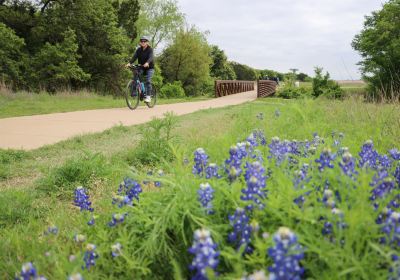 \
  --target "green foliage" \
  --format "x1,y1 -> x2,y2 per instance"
278,84 -> 310,99
229,62 -> 257,80
209,45 -> 236,80
352,0 -> 400,101
29,29 -> 90,92
0,22 -> 26,88
126,112 -> 176,166
114,0 -> 140,40
312,67 -> 343,99
36,152 -> 111,197
152,64 -> 164,91
0,149 -> 30,179
159,27 -> 212,96
296,72 -> 309,82
136,0 -> 184,48
159,81 -> 185,98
